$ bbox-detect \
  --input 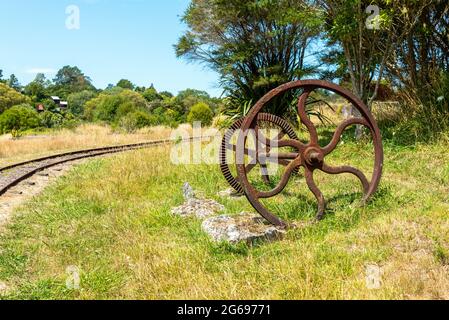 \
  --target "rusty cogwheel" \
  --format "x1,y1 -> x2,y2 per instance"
220,113 -> 298,194
236,80 -> 384,228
